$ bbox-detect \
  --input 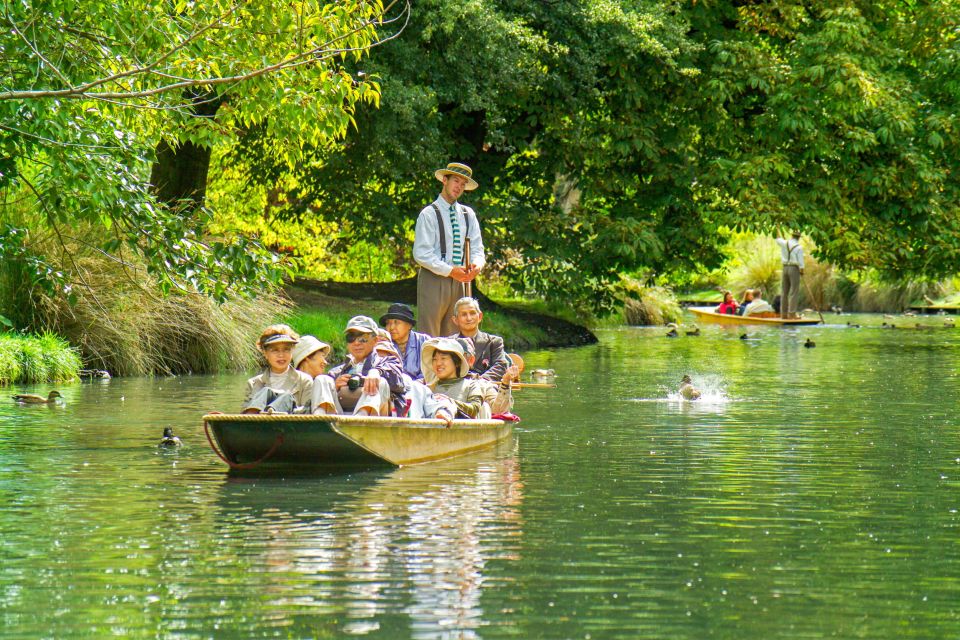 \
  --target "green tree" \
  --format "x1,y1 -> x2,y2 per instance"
0,0 -> 406,309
